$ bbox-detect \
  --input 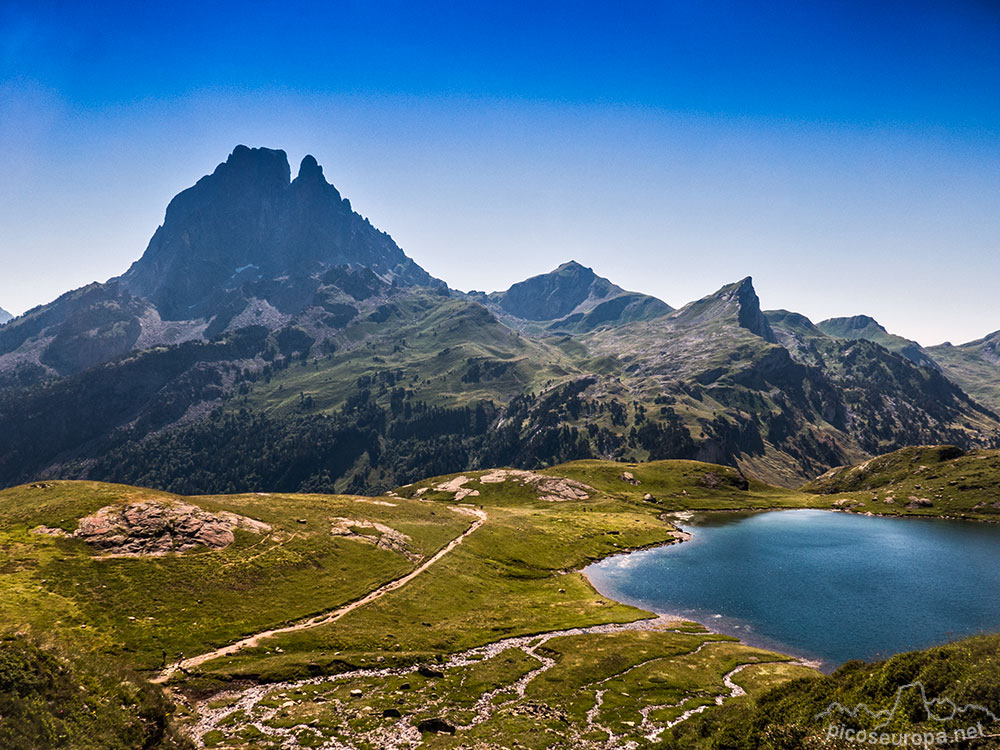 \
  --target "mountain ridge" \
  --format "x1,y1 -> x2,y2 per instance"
816,314 -> 938,369
2,146 -> 1000,493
